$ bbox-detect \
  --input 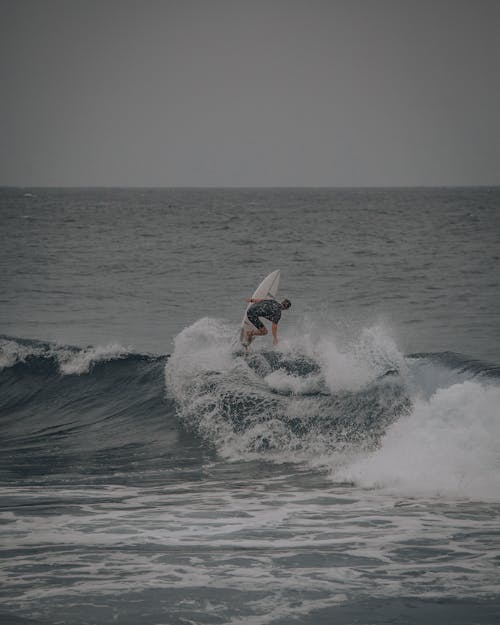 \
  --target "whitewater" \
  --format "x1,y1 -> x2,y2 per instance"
1,187 -> 500,624
165,317 -> 500,500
